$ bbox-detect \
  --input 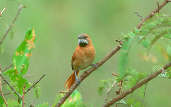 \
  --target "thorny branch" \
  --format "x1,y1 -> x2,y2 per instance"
103,62 -> 171,107
0,4 -> 25,45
